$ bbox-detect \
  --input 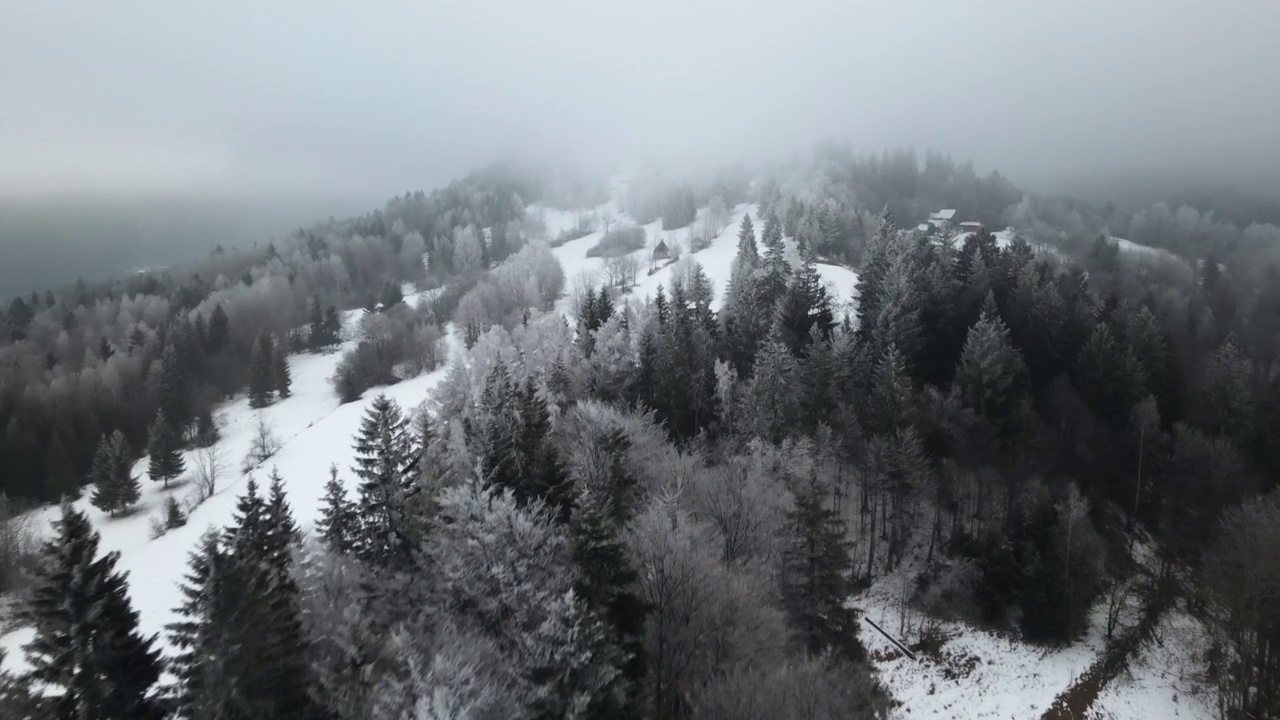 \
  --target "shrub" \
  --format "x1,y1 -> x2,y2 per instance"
586,226 -> 646,258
